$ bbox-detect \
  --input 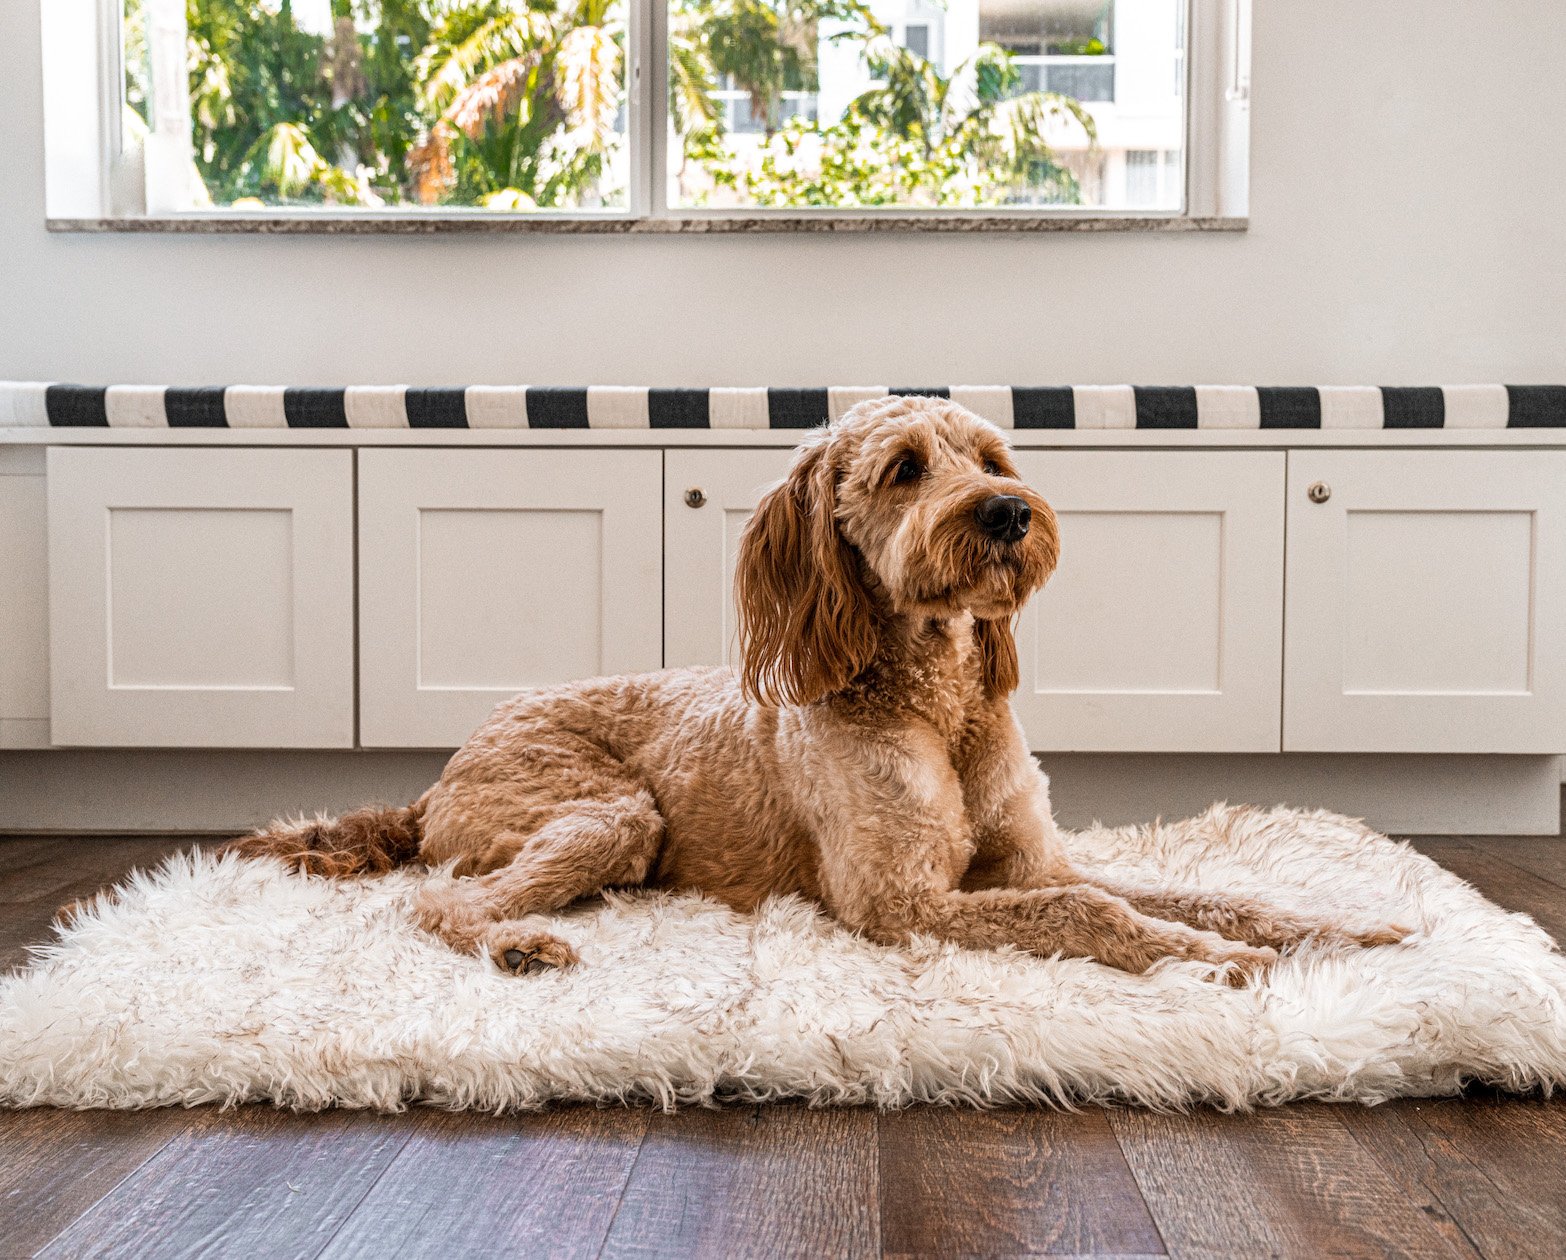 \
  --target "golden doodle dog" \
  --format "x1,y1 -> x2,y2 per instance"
229,395 -> 1405,982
